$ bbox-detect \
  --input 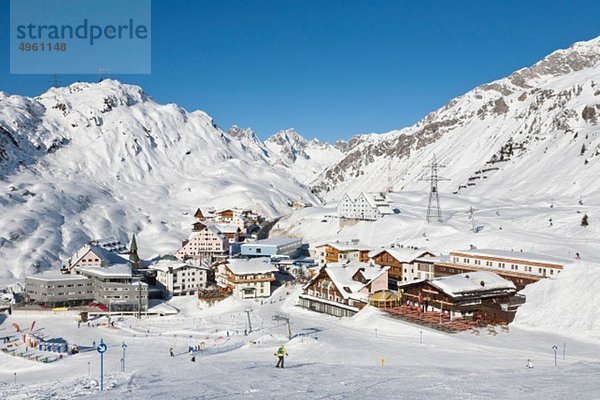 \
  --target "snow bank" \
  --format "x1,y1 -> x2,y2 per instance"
513,262 -> 600,342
